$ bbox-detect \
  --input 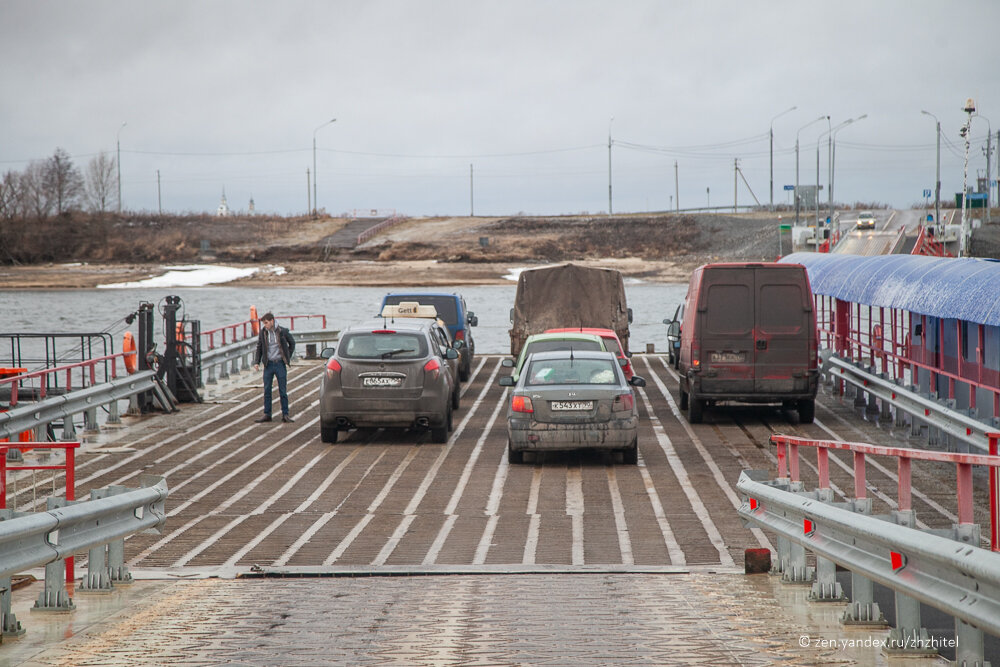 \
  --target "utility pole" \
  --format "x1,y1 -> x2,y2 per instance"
986,130 -> 993,224
961,98 -> 976,257
607,117 -> 614,216
116,121 -> 126,213
469,164 -> 474,217
156,170 -> 162,215
306,168 -> 311,216
734,158 -> 738,213
674,160 -> 679,212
